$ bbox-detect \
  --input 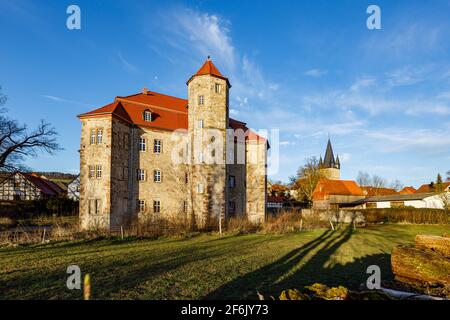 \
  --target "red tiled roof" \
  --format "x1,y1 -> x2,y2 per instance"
187,58 -> 230,86
267,196 -> 284,203
21,173 -> 63,196
313,179 -> 364,201
79,91 -> 267,143
416,182 -> 450,193
361,186 -> 398,197
399,186 -> 416,194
